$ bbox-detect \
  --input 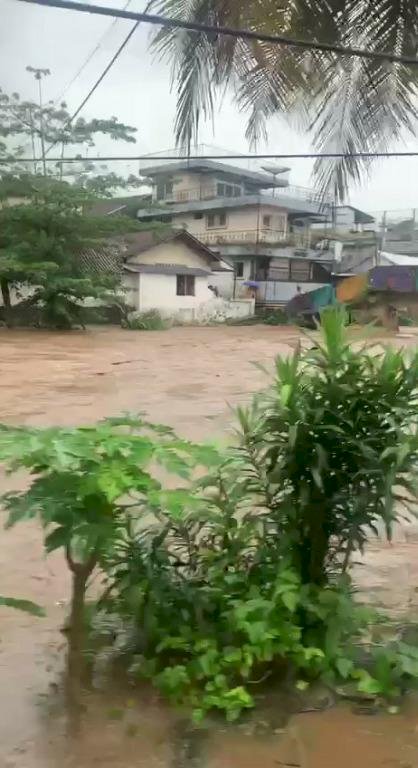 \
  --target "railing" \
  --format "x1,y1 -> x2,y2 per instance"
280,185 -> 333,206
159,185 -> 217,203
154,184 -> 330,208
197,228 -> 288,245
